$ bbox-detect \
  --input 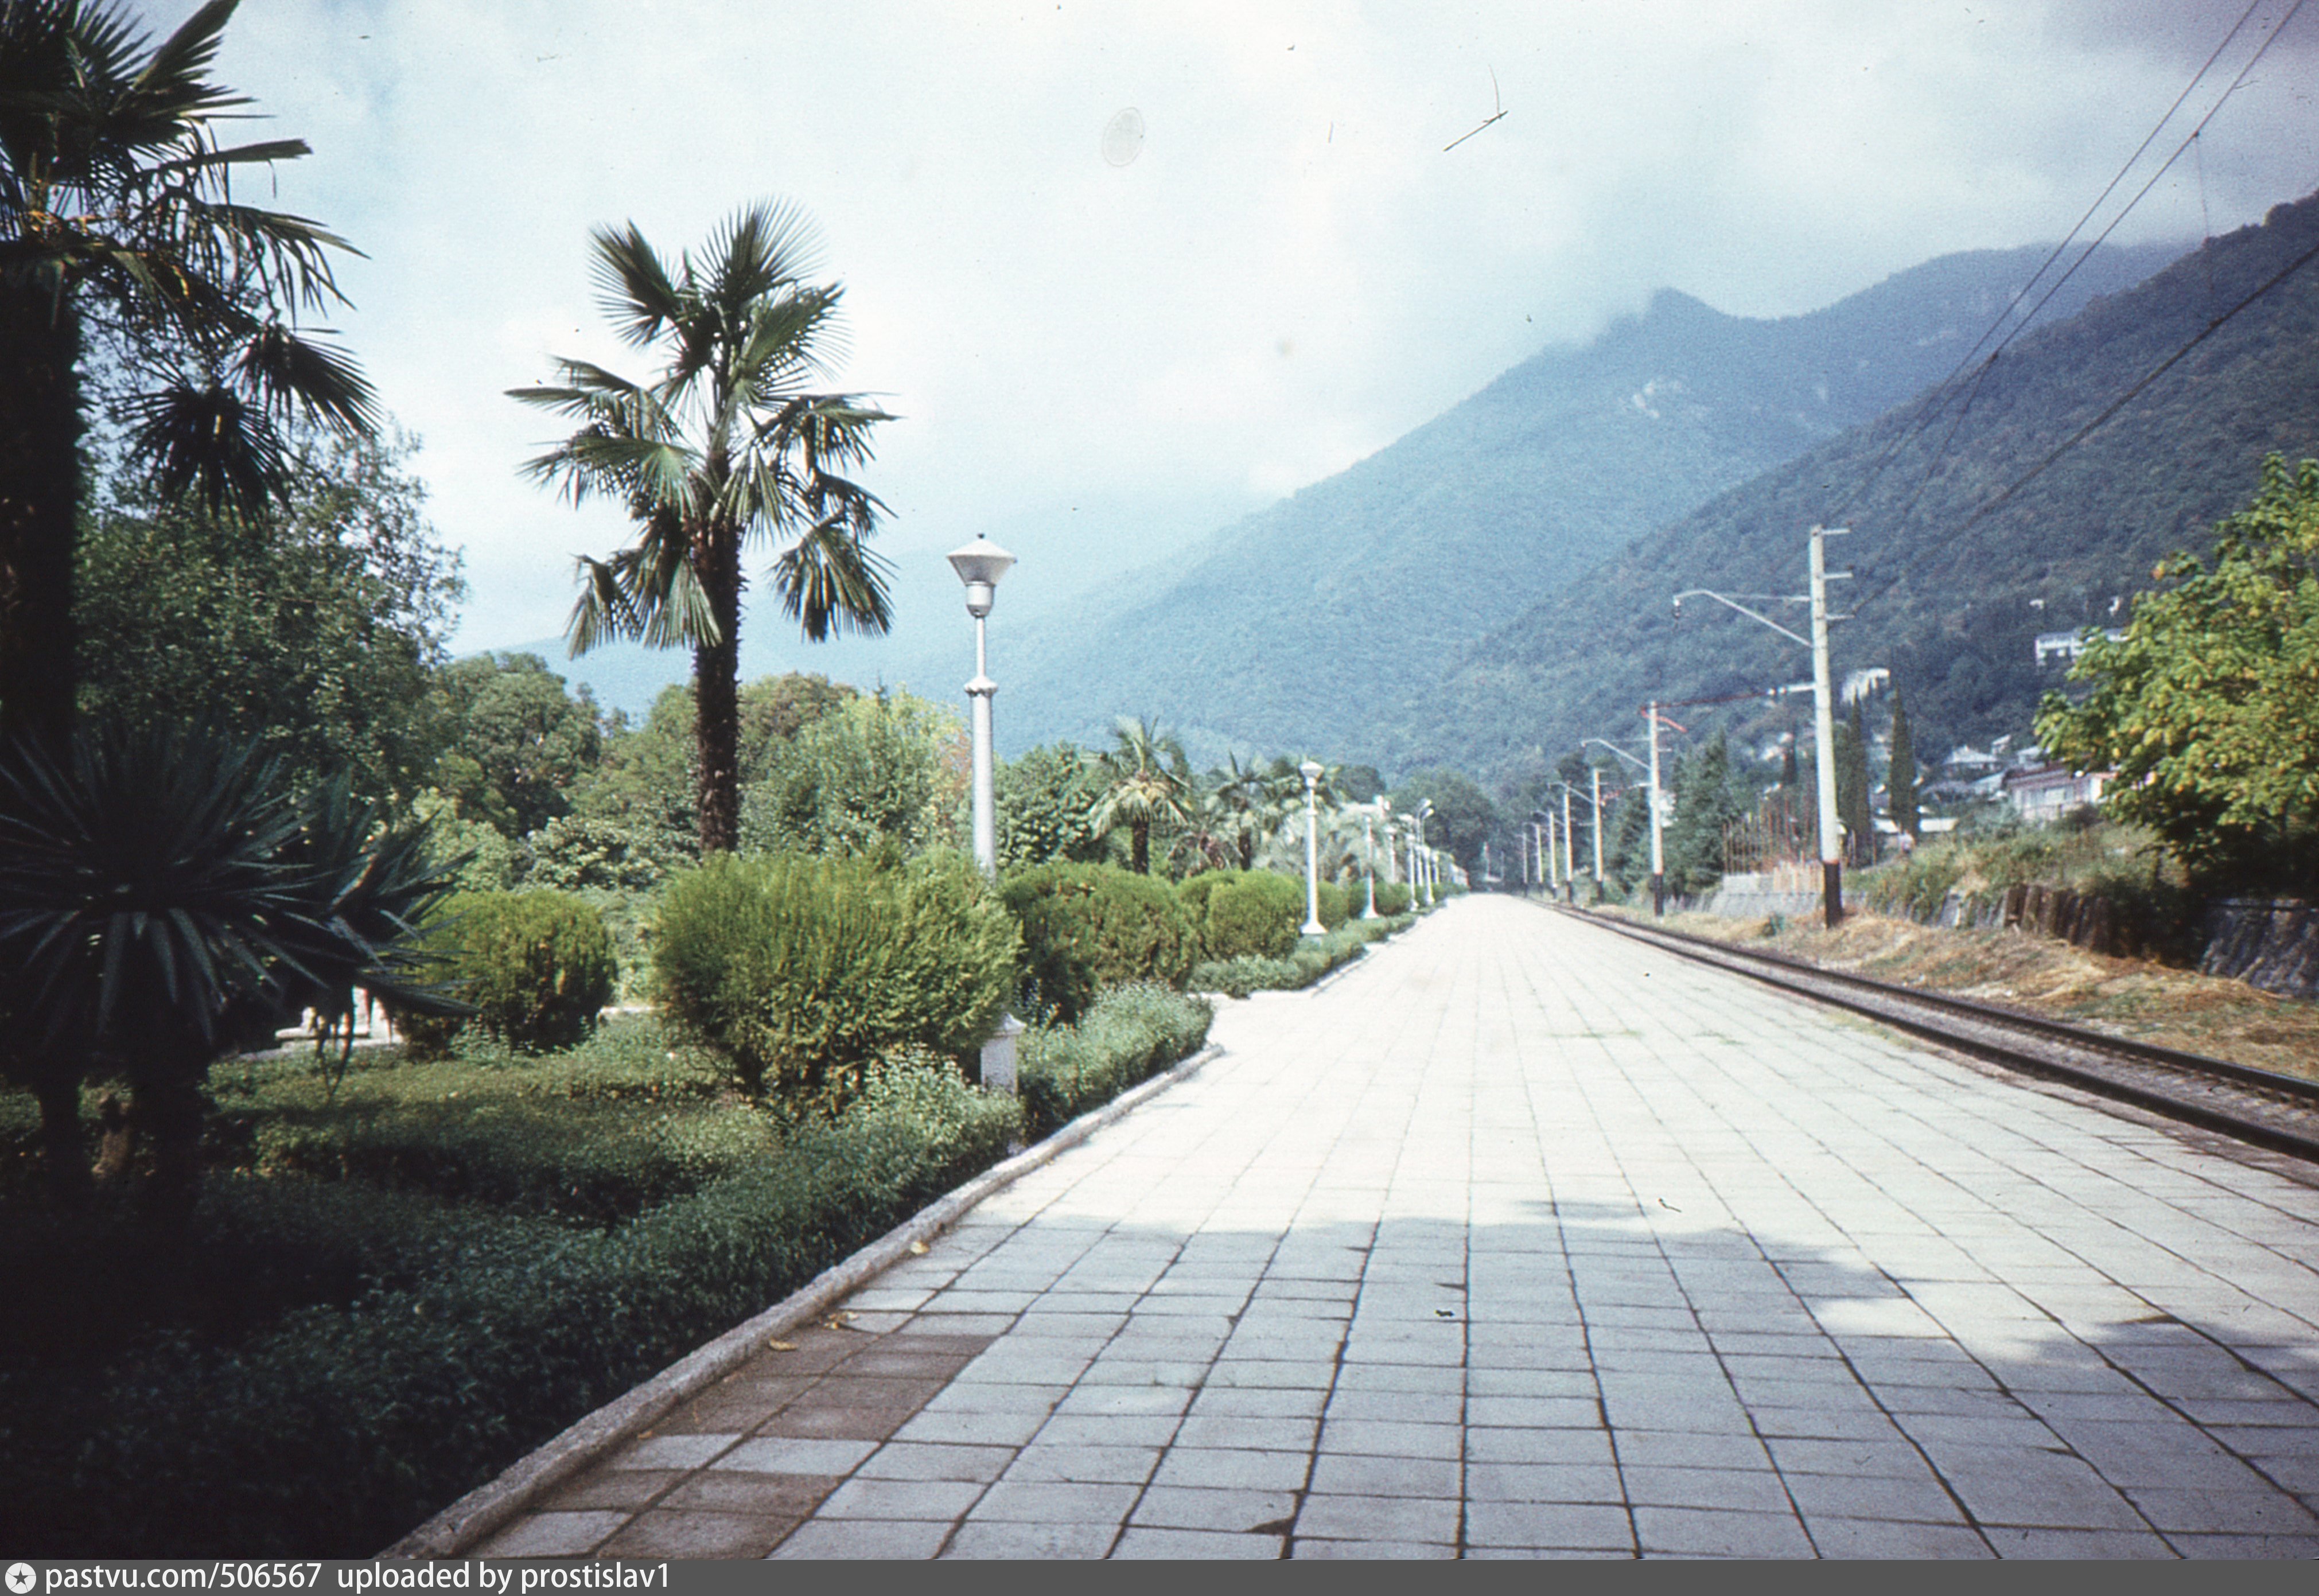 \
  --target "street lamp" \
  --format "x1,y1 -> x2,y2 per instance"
1672,524 -> 1851,927
1299,759 -> 1327,935
947,535 -> 1022,1090
1360,805 -> 1379,919
947,535 -> 1016,876
1415,800 -> 1437,906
